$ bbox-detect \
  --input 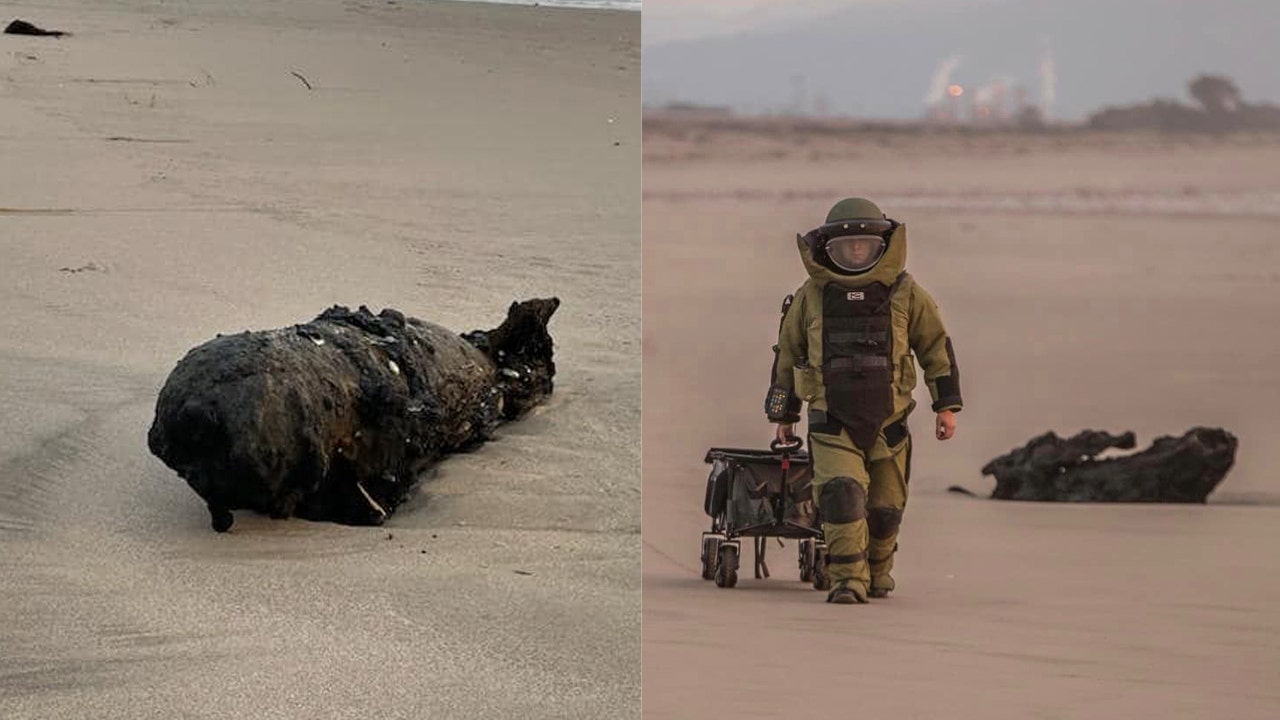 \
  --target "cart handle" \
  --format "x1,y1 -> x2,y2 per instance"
770,437 -> 804,454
